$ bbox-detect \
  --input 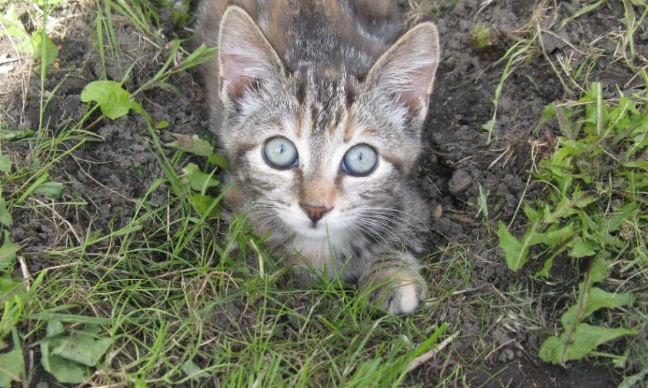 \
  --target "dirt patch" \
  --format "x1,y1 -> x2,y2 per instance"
2,0 -> 646,385
415,0 -> 645,385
